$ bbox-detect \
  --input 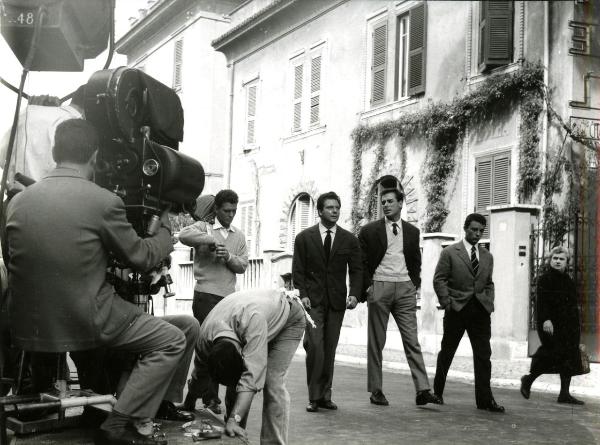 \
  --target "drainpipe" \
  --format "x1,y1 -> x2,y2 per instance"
541,1 -> 549,189
226,61 -> 235,188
